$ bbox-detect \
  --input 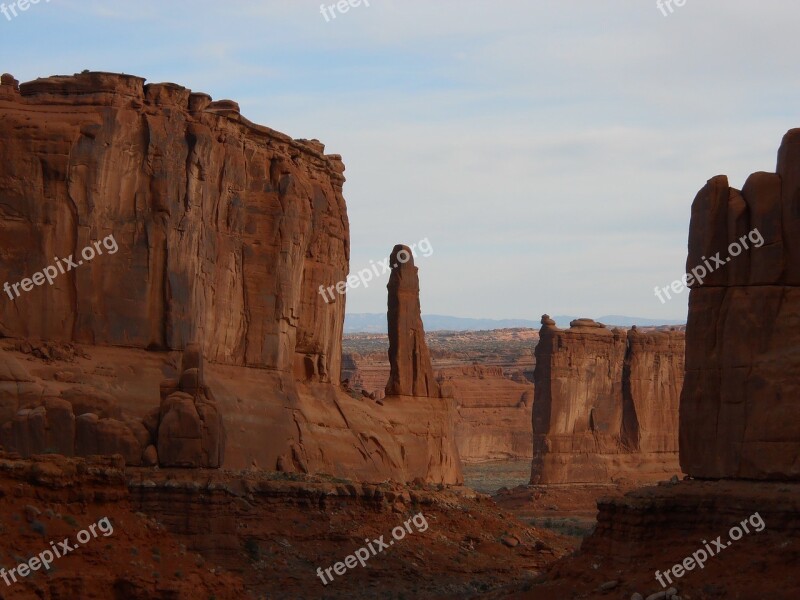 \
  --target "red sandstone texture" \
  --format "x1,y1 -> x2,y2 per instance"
385,245 -> 440,398
0,71 -> 462,484
531,316 -> 684,484
0,71 -> 346,380
0,452 -> 247,599
505,480 -> 800,600
505,132 -> 800,600
344,355 -> 534,463
441,364 -> 533,462
0,451 -> 573,599
682,129 -> 800,480
128,467 -> 572,599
